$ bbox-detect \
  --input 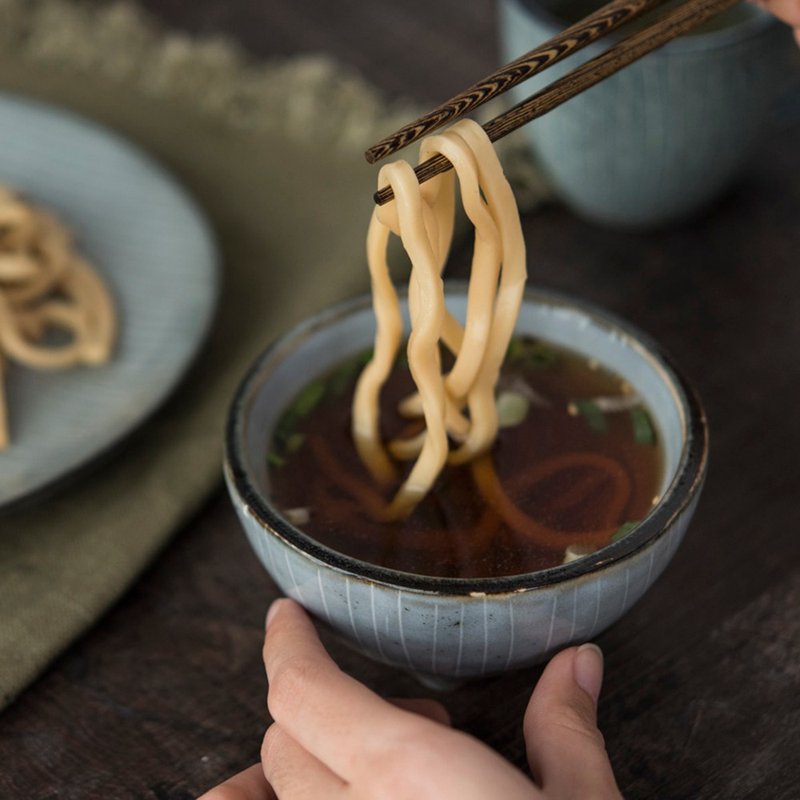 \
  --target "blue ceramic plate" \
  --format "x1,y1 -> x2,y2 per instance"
0,93 -> 218,508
